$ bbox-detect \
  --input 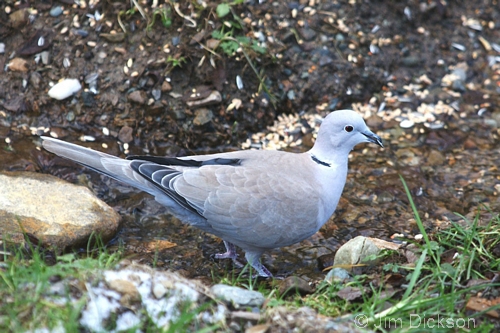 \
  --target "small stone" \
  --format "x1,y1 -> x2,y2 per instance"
278,276 -> 313,297
401,56 -> 421,67
161,81 -> 172,92
127,90 -> 147,104
8,57 -> 29,72
151,89 -> 161,101
48,79 -> 82,100
333,236 -> 381,269
152,282 -> 167,299
325,267 -> 351,283
29,72 -> 42,87
40,51 -> 50,65
118,126 -> 134,143
50,6 -> 63,17
100,33 -> 126,43
193,108 -> 213,126
107,279 -> 140,303
299,27 -> 317,41
211,284 -> 265,308
319,55 -> 333,67
206,39 -> 220,49
463,138 -> 477,150
317,253 -> 335,271
9,9 -> 29,28
427,150 -> 445,166
66,111 -> 75,122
